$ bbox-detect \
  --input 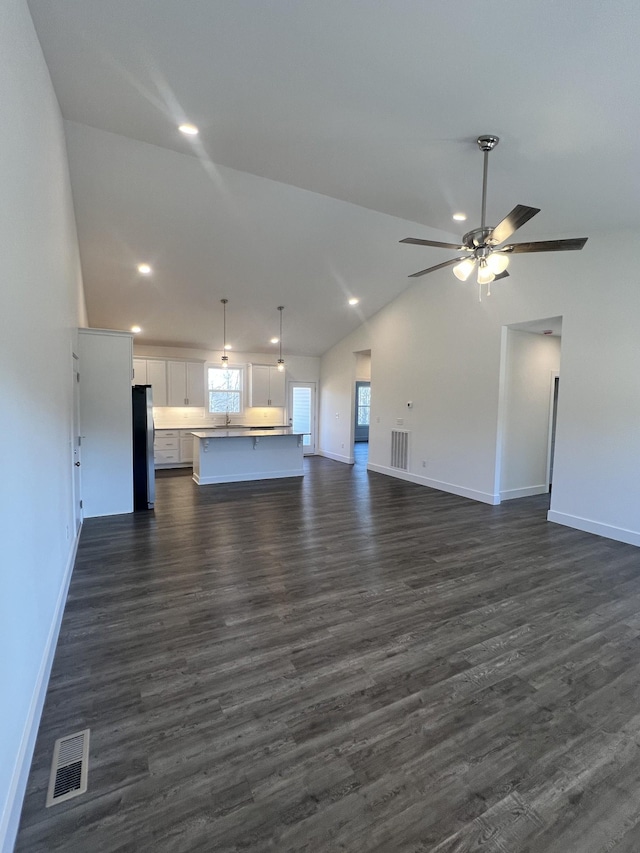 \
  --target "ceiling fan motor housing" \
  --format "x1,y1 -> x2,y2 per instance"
463,227 -> 494,250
